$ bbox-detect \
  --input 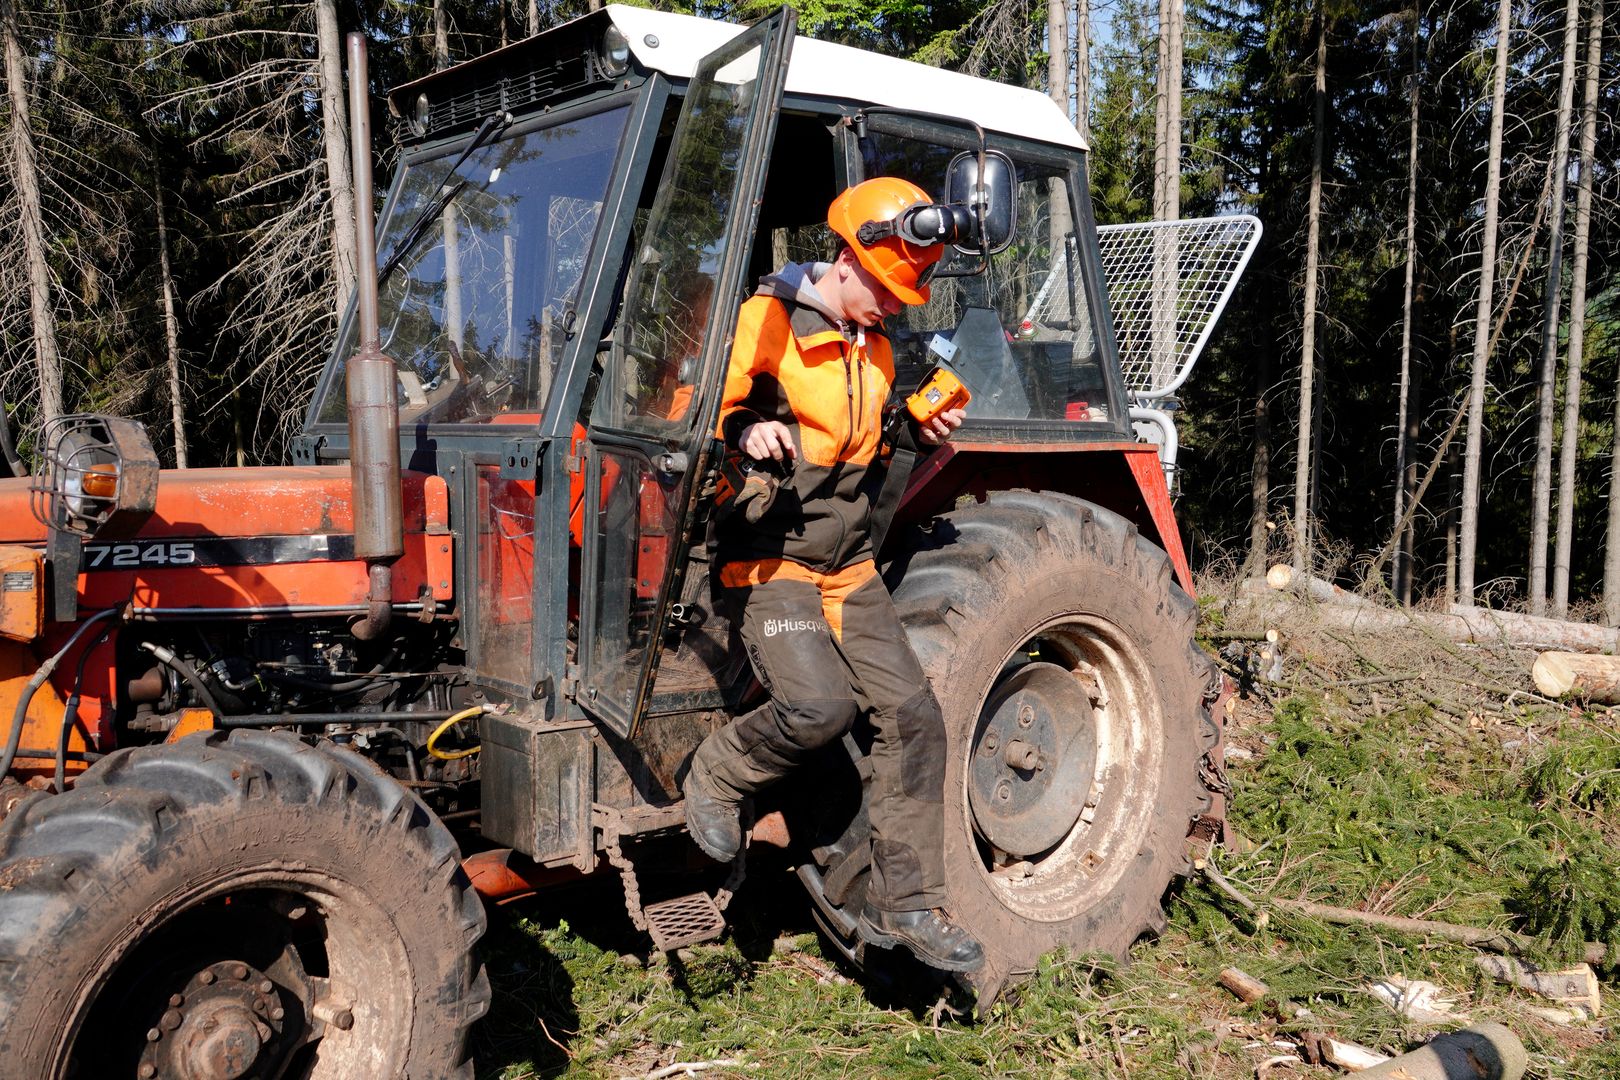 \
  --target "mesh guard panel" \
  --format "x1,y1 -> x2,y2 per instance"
1092,215 -> 1261,400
